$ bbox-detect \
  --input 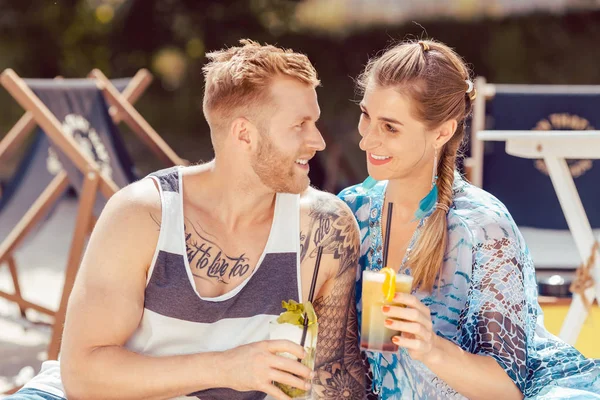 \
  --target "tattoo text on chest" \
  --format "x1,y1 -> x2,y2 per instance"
184,220 -> 252,284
